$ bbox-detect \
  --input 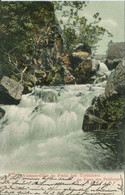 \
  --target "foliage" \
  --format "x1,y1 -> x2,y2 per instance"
0,1 -> 54,77
46,63 -> 65,85
54,2 -> 113,52
97,96 -> 125,129
0,1 -> 112,84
